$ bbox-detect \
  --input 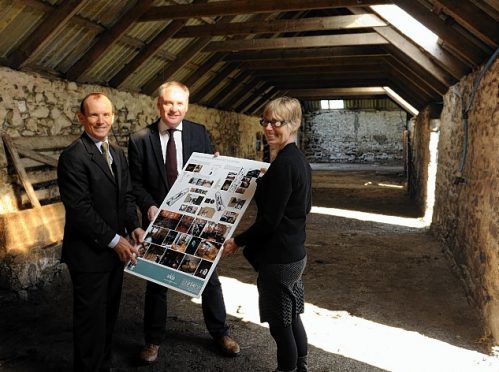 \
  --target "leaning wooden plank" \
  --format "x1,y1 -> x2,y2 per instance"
1,133 -> 41,208
11,135 -> 78,150
15,144 -> 58,167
